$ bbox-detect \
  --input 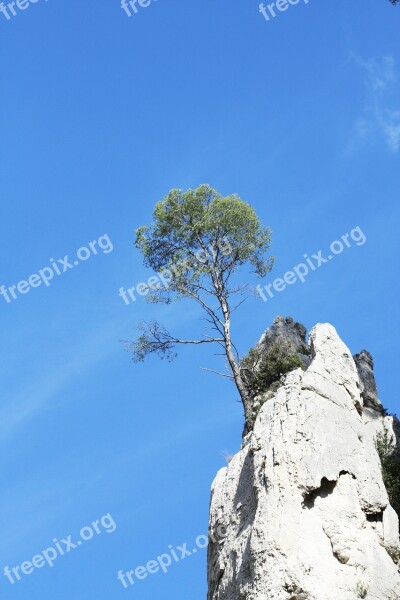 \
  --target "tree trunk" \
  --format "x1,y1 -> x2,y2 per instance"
220,298 -> 253,435
200,237 -> 254,435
